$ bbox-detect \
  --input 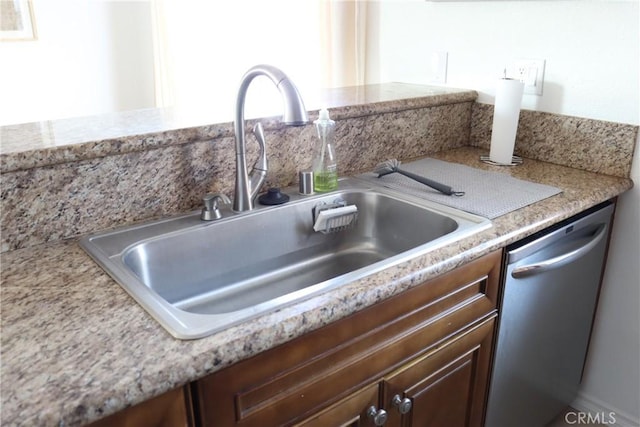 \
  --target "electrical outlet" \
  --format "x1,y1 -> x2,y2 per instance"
508,59 -> 545,96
